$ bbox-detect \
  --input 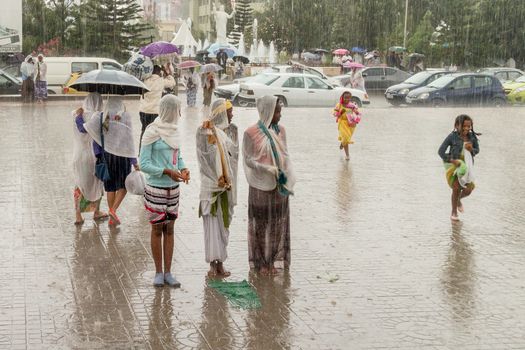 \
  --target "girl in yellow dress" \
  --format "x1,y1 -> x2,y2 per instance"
333,91 -> 362,160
